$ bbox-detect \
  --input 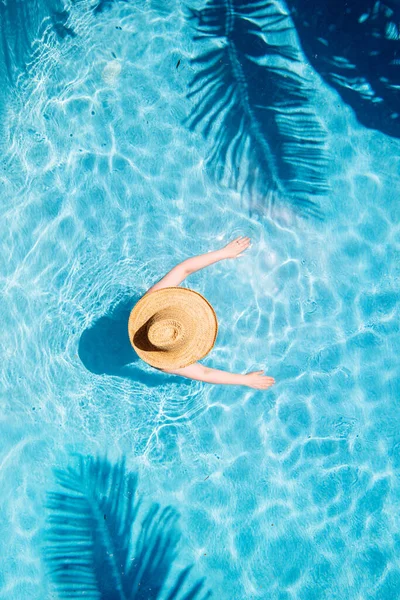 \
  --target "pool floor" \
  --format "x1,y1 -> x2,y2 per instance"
0,1 -> 400,598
